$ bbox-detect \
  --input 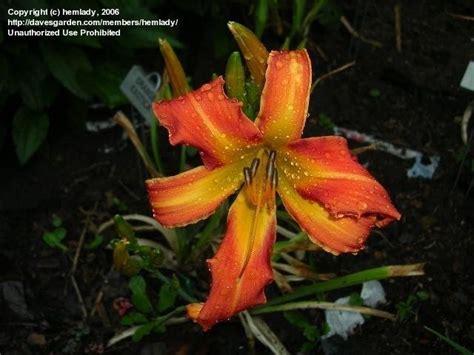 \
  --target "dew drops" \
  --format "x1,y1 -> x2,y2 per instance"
195,95 -> 202,101
218,94 -> 225,100
207,92 -> 214,101
201,83 -> 212,92
357,201 -> 368,210
275,61 -> 283,69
